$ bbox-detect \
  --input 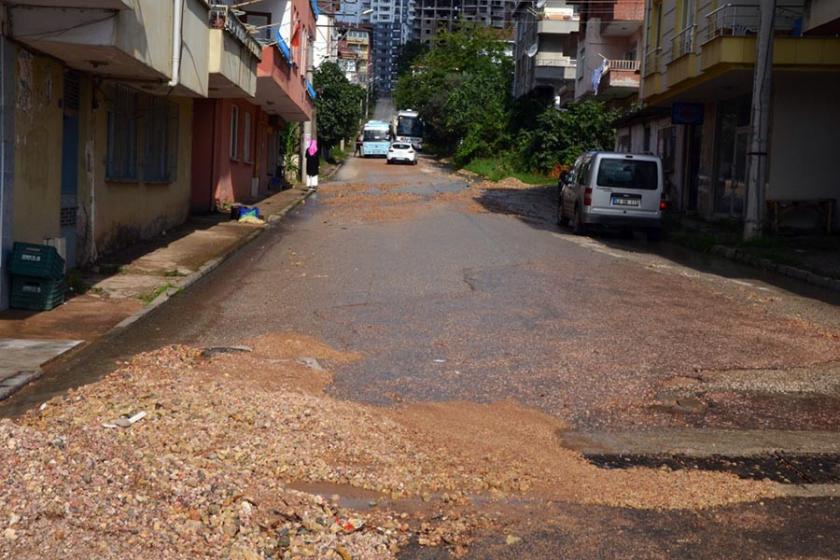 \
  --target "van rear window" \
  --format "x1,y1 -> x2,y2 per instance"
596,159 -> 658,190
